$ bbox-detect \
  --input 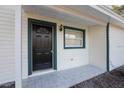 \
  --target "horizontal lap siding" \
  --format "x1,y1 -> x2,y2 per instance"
0,6 -> 15,84
109,25 -> 124,70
